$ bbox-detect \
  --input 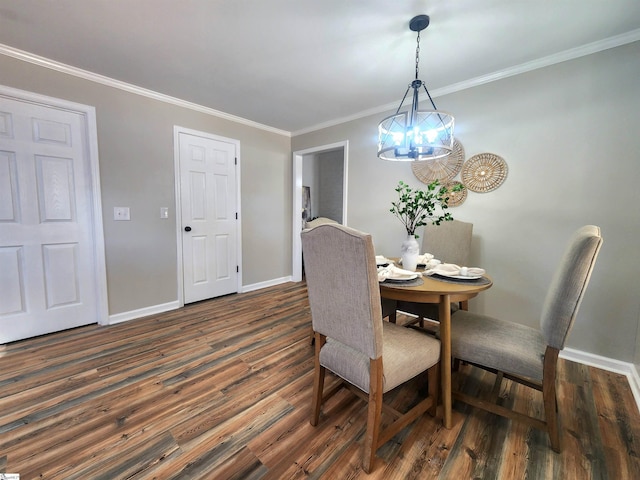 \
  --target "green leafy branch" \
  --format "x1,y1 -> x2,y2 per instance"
389,180 -> 463,238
